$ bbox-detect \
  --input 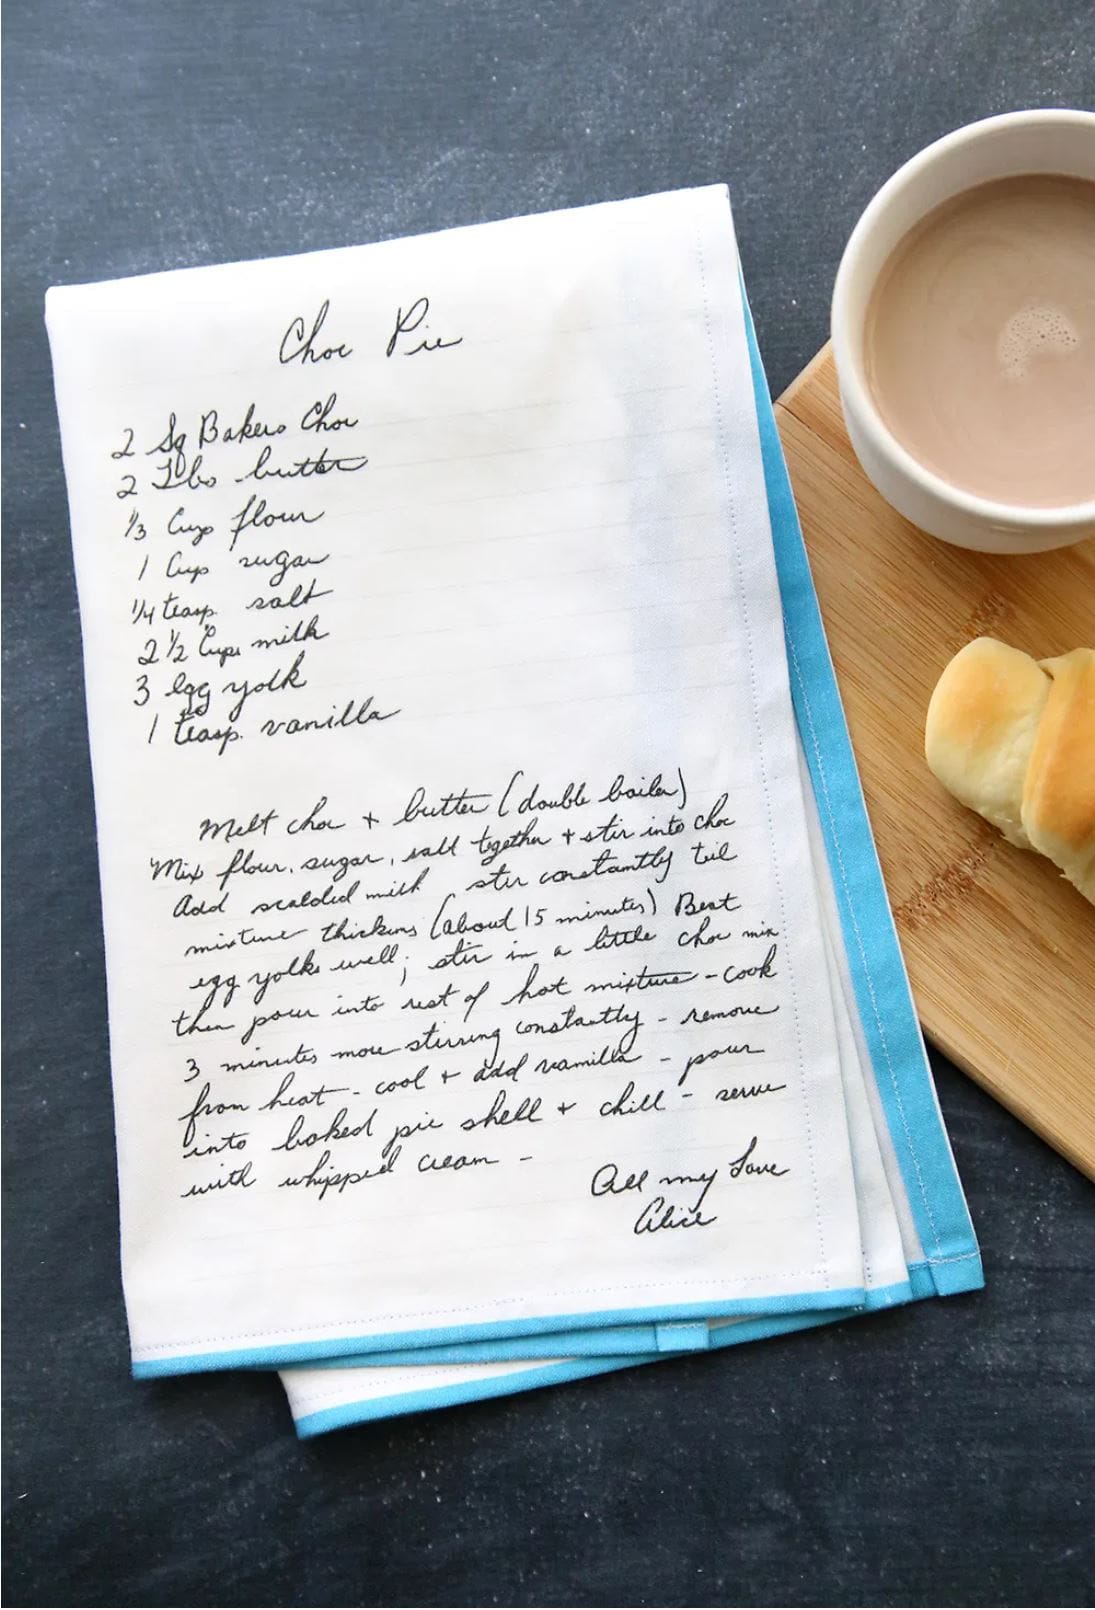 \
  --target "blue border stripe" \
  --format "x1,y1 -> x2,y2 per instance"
305,1283 -> 912,1369
133,1284 -> 867,1378
306,1325 -> 674,1367
307,1320 -> 709,1368
740,293 -> 982,1296
275,1271 -> 918,1374
292,1278 -> 921,1436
